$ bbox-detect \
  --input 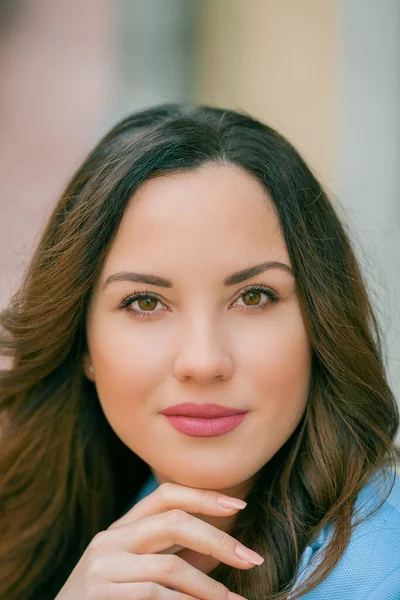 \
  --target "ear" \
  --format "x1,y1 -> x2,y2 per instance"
82,352 -> 94,381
